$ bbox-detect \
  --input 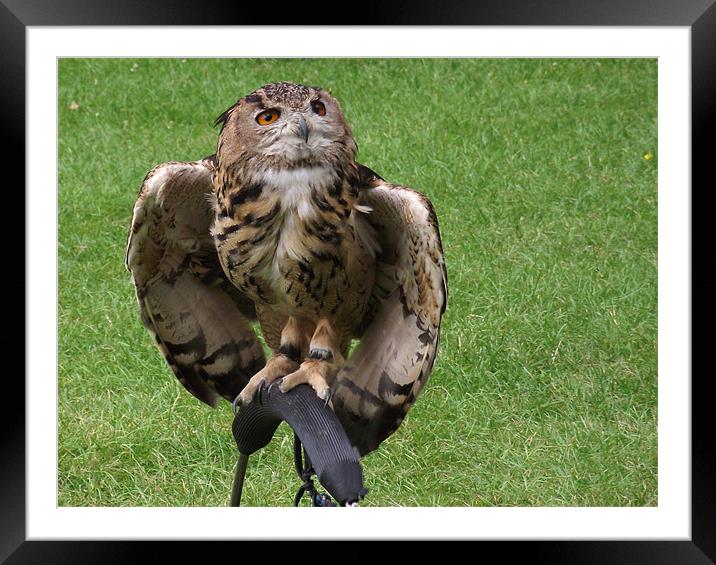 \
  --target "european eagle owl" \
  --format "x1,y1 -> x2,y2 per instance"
126,82 -> 447,455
